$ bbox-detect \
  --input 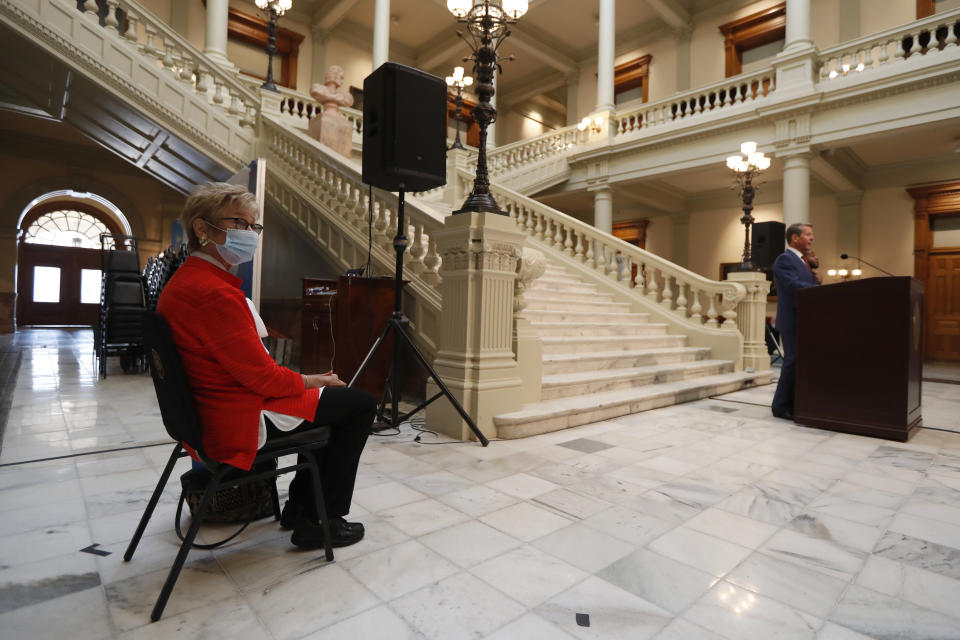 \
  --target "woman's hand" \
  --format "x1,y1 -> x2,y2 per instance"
303,371 -> 346,388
